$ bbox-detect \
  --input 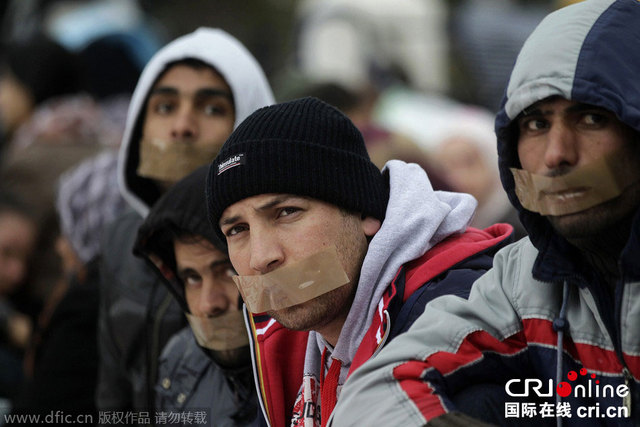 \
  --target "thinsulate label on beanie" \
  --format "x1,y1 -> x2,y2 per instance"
217,153 -> 245,175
